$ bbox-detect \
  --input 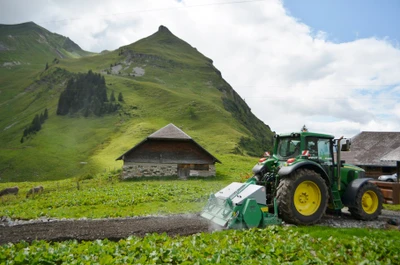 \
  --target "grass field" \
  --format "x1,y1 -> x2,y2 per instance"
0,154 -> 254,219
